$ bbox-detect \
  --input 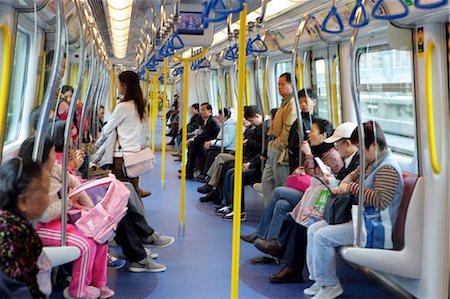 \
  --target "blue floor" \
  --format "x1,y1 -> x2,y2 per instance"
103,120 -> 401,299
